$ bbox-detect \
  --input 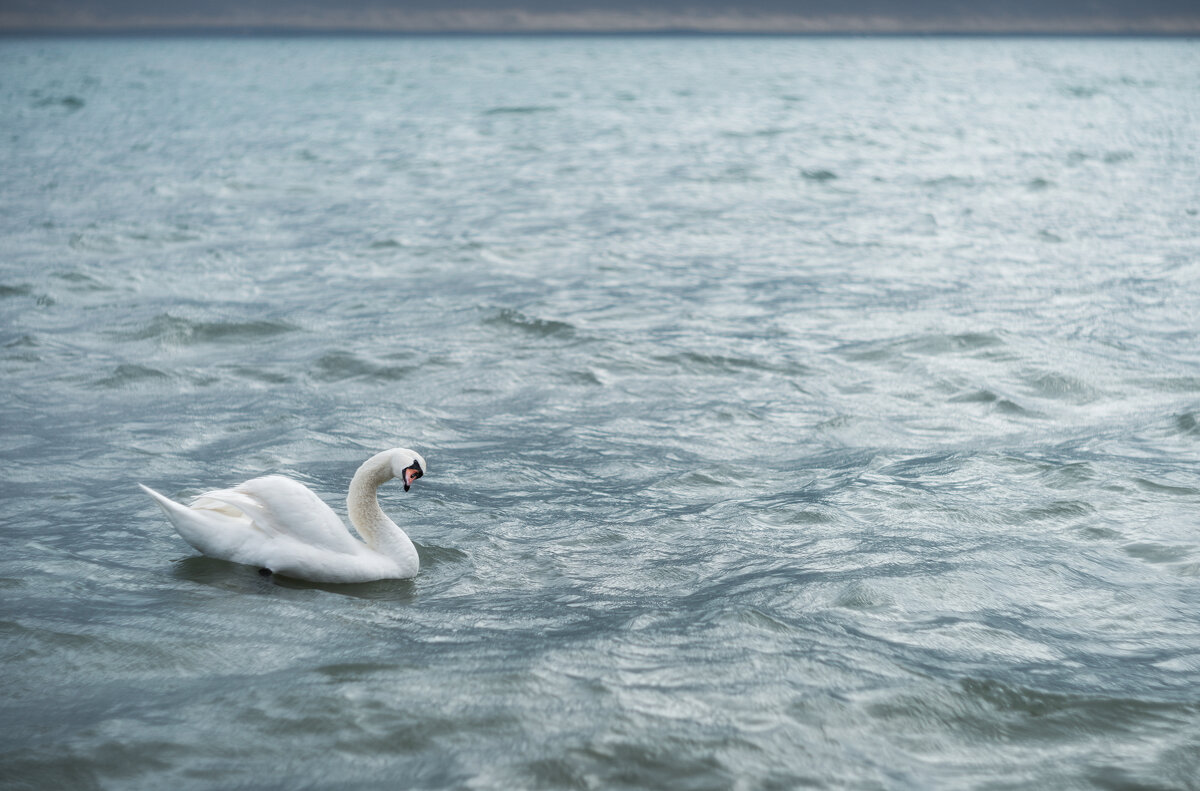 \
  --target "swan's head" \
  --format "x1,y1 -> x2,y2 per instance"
389,448 -> 427,492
